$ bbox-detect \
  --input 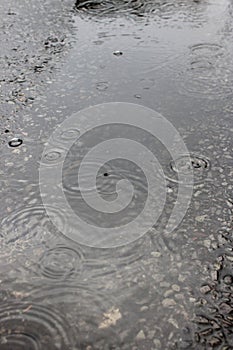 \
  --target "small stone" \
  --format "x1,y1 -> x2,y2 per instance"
136,330 -> 146,341
208,337 -> 221,347
172,284 -> 180,292
200,285 -> 211,294
162,298 -> 176,307
151,251 -> 161,258
167,187 -> 173,193
168,317 -> 179,328
219,302 -> 232,314
140,306 -> 149,312
226,255 -> 233,262
98,307 -> 122,329
147,330 -> 155,340
164,290 -> 173,298
195,315 -> 210,324
223,275 -> 233,285
195,215 -> 207,222
211,270 -> 218,281
178,275 -> 186,282
203,240 -> 211,249
153,339 -> 161,348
